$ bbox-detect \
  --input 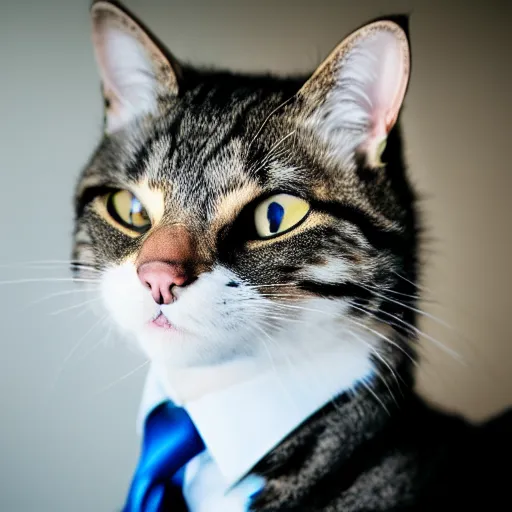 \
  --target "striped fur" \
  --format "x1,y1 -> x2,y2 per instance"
71,4 -> 512,511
